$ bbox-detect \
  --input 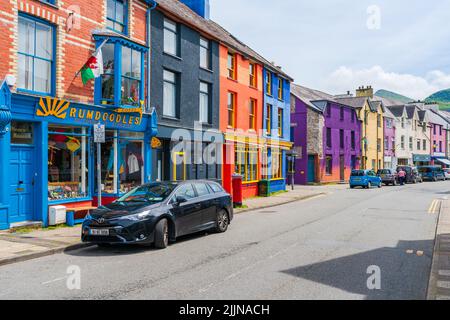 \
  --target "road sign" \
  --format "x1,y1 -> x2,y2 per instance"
94,123 -> 105,143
